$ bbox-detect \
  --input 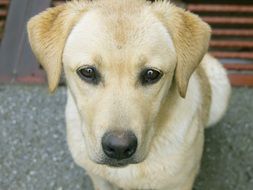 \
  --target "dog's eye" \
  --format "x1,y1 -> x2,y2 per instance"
140,68 -> 163,85
77,66 -> 100,84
